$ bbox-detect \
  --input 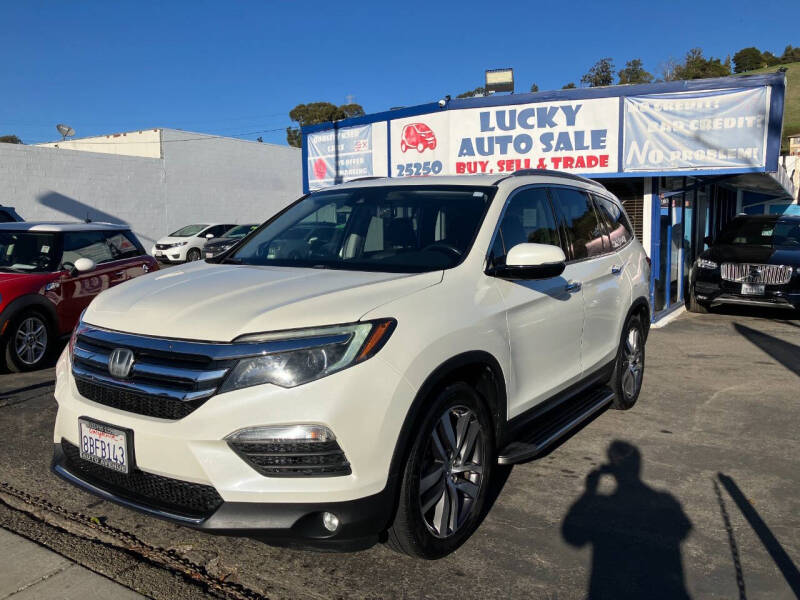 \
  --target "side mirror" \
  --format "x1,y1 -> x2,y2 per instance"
488,243 -> 566,280
205,233 -> 215,239
72,257 -> 96,275
703,235 -> 714,246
